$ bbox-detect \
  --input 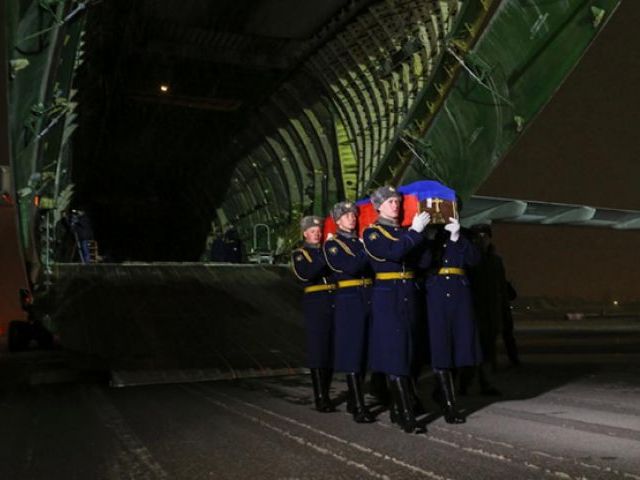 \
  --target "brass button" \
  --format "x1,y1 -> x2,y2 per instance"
446,293 -> 451,298
445,276 -> 450,280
